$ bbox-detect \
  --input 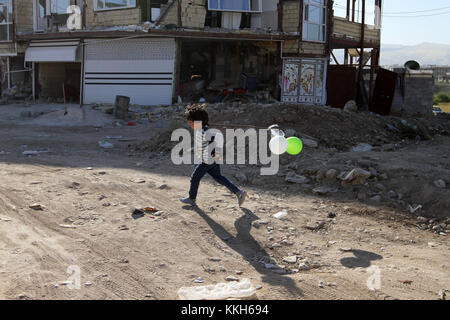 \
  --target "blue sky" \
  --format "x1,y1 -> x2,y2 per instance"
333,0 -> 450,45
